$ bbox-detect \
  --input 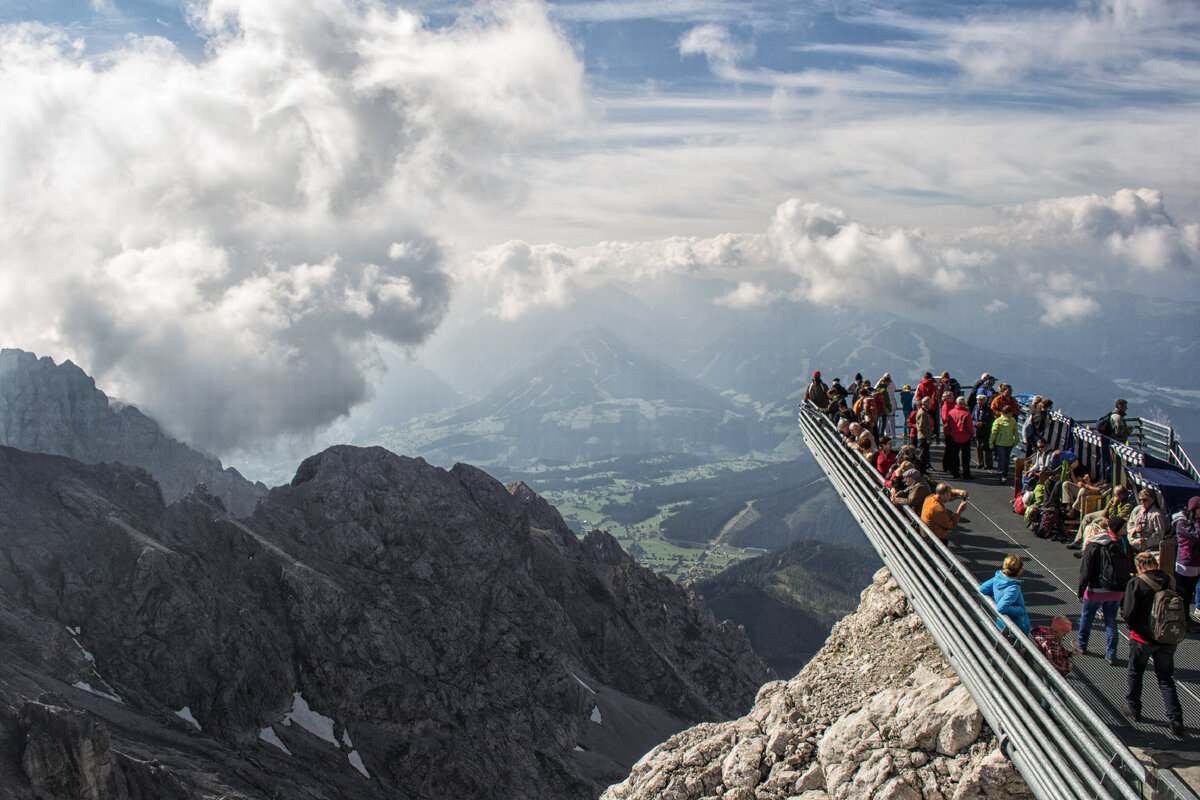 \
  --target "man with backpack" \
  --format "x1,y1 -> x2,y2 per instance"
1076,520 -> 1129,666
1096,399 -> 1131,443
1122,551 -> 1187,738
